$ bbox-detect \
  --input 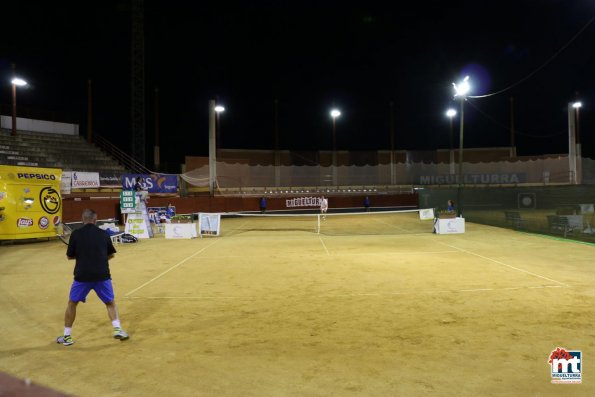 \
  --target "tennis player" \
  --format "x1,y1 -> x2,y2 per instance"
56,209 -> 129,346
320,196 -> 328,219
